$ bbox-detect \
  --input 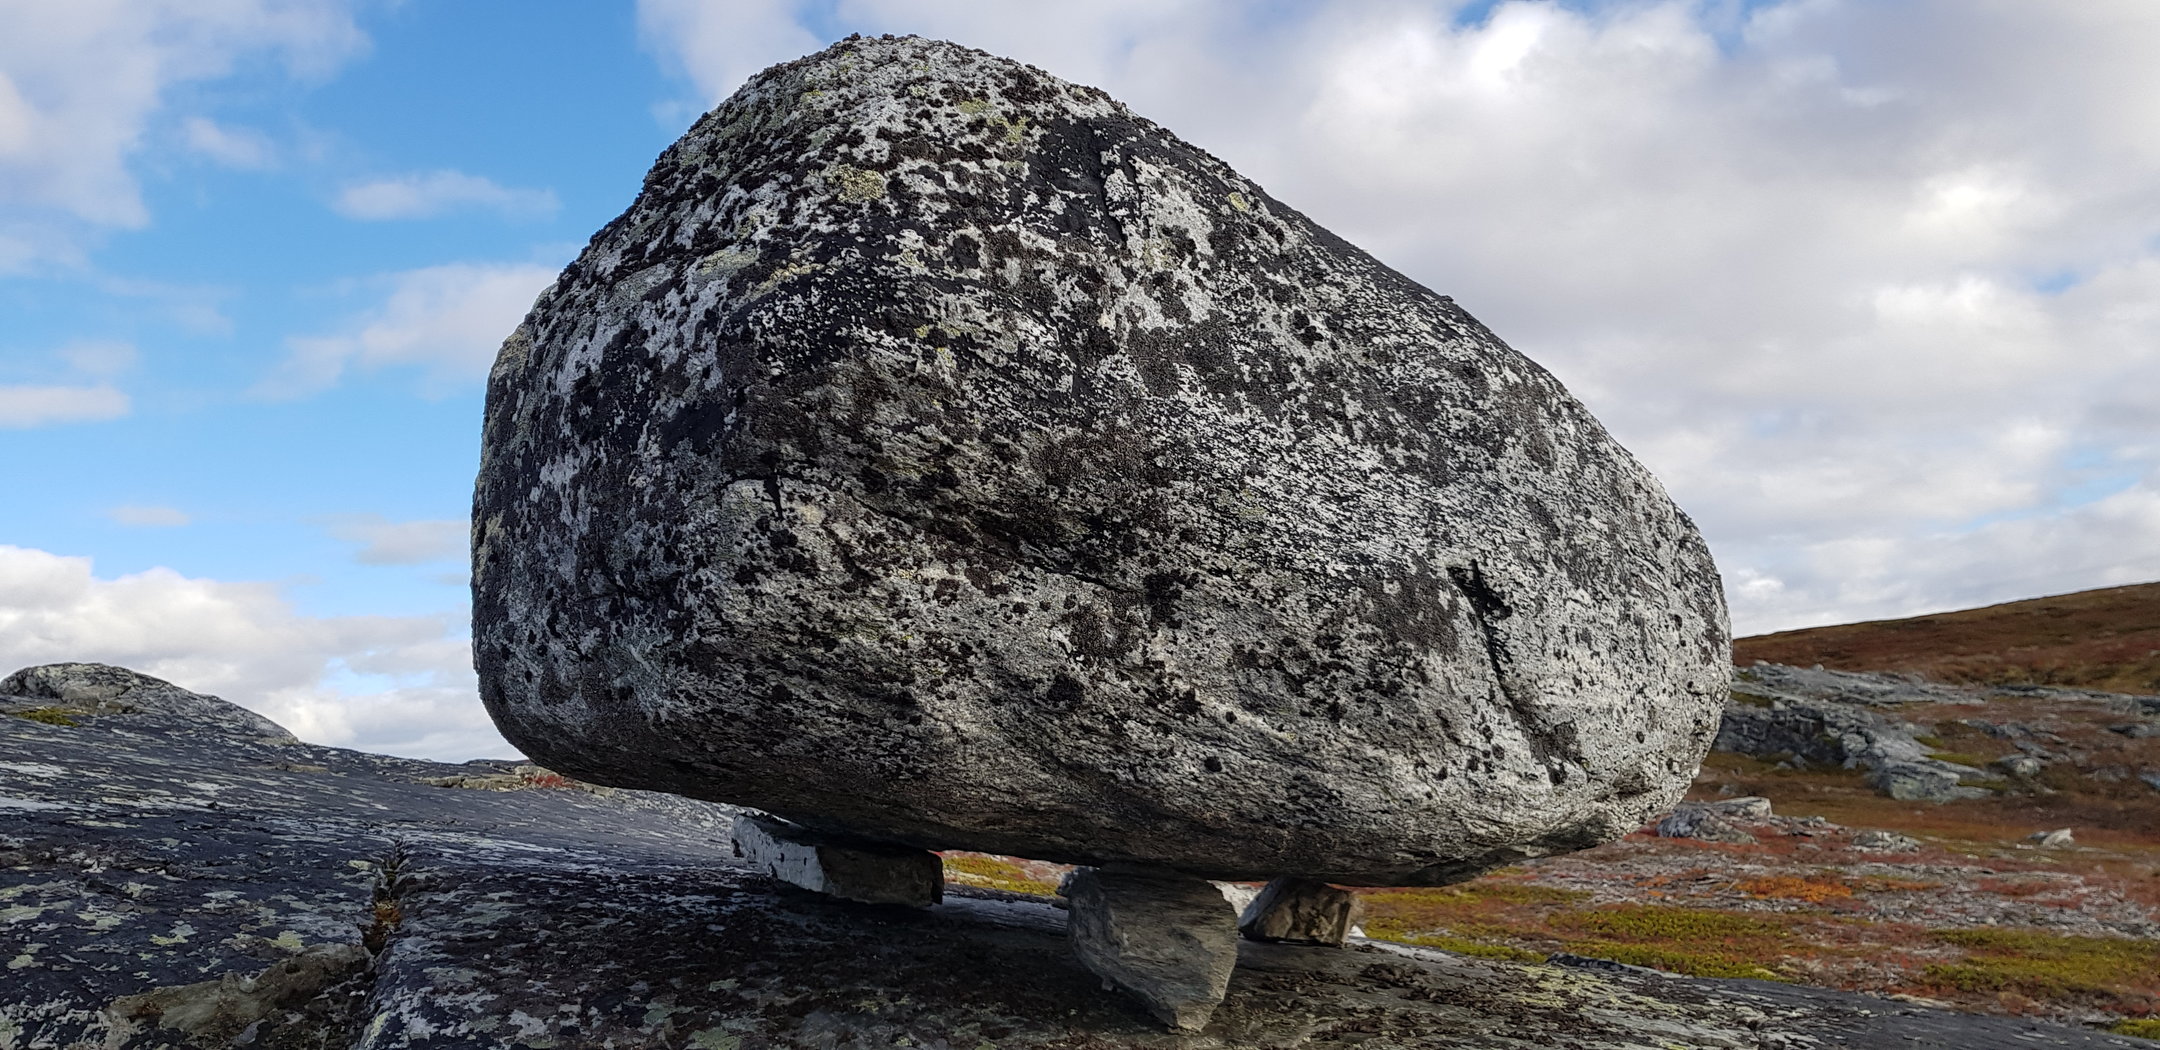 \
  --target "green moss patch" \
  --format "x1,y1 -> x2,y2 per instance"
1561,941 -> 1785,981
940,854 -> 1060,896
1366,927 -> 1545,963
2111,1018 -> 2160,1039
1549,906 -> 1789,941
1359,886 -> 1816,981
1922,929 -> 2160,1003
11,707 -> 79,727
